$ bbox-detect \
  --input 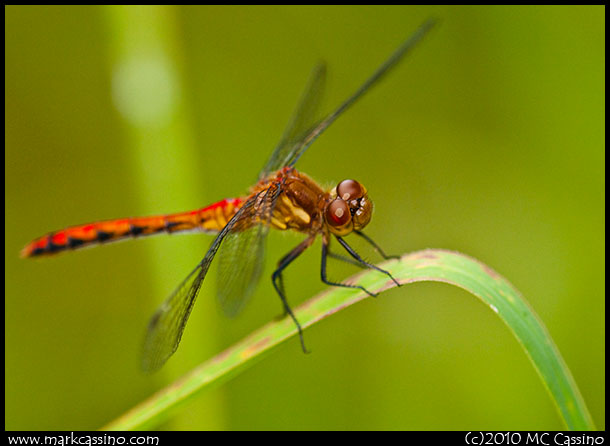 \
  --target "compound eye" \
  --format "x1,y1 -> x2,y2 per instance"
326,198 -> 351,228
336,179 -> 364,201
